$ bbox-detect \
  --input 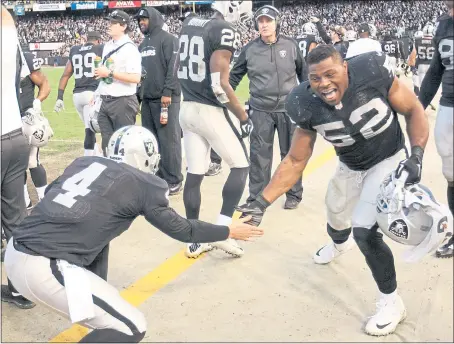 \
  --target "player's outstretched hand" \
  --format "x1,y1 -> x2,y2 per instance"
228,216 -> 264,241
235,195 -> 271,227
